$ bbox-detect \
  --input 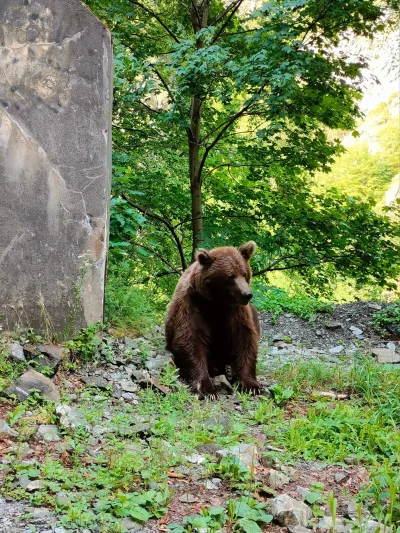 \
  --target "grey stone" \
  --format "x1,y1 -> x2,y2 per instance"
17,475 -> 31,490
268,469 -> 290,489
334,472 -> 350,484
3,369 -> 60,402
0,420 -> 18,438
216,443 -> 260,468
121,518 -> 142,532
124,337 -> 138,349
296,486 -> 309,500
37,424 -> 61,442
187,454 -> 206,464
365,520 -> 392,533
372,348 -> 400,364
0,0 -> 112,334
82,376 -> 109,389
25,479 -> 45,492
205,478 -> 222,490
329,345 -> 344,354
269,494 -> 312,527
281,465 -> 299,480
347,500 -> 370,521
213,375 -> 234,394
288,526 -> 312,533
319,517 -> 352,533
145,355 -> 173,371
325,321 -> 343,329
179,494 -> 199,503
131,370 -> 153,386
120,381 -> 138,393
31,345 -> 65,375
9,343 -> 25,363
349,326 -> 363,336
56,405 -> 88,430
